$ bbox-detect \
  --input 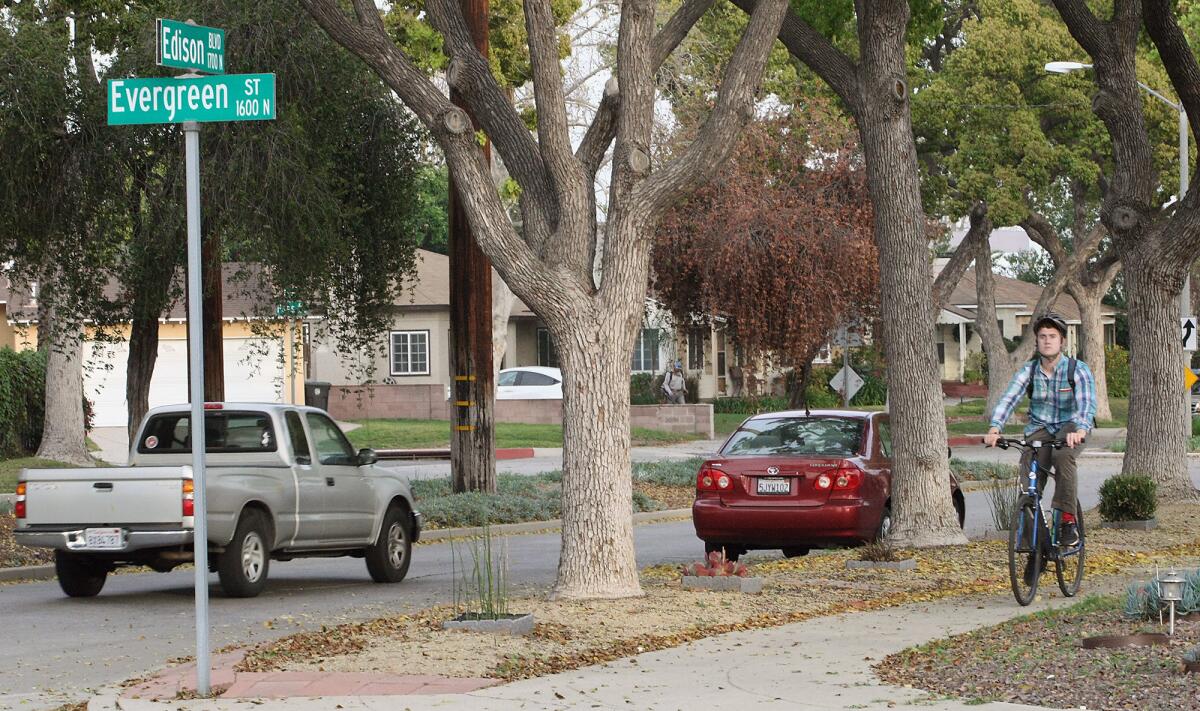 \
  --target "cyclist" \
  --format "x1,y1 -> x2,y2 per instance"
983,312 -> 1096,549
